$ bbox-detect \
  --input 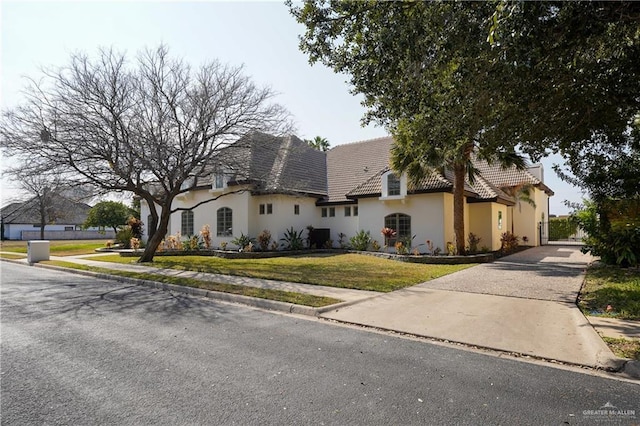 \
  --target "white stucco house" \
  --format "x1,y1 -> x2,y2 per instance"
140,133 -> 553,253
